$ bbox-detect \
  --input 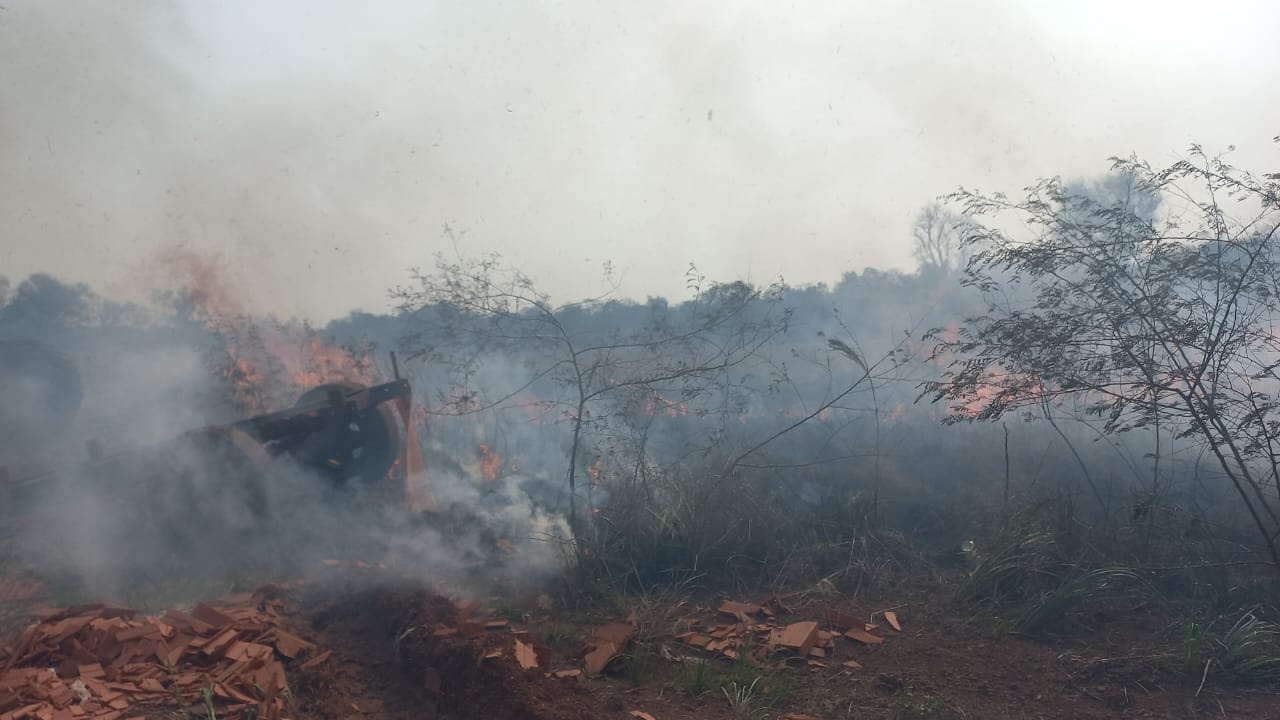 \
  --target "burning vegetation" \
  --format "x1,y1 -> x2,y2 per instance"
4,145 -> 1280,718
